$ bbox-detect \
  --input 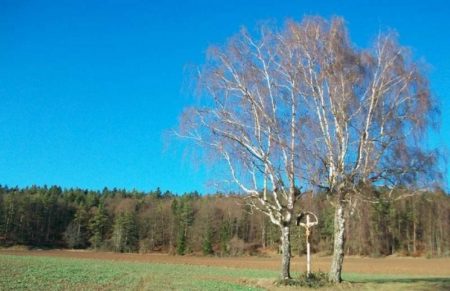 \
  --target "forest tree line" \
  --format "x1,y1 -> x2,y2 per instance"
0,185 -> 448,257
